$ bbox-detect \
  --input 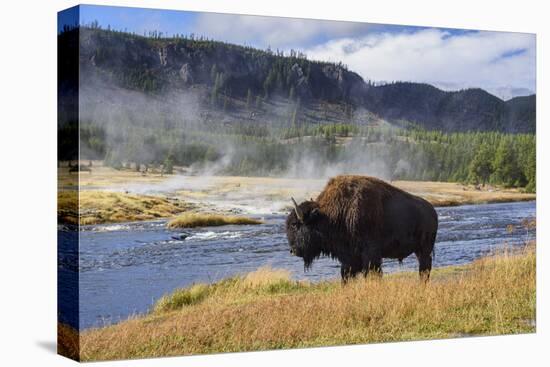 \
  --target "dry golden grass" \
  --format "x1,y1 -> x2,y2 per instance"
167,212 -> 262,228
175,176 -> 534,209
59,163 -> 535,207
57,191 -> 191,225
57,190 -> 79,225
152,267 -> 295,314
58,323 -> 80,361
58,162 -> 170,189
79,245 -> 535,361
59,164 -> 535,227
393,180 -> 535,206
243,267 -> 292,288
